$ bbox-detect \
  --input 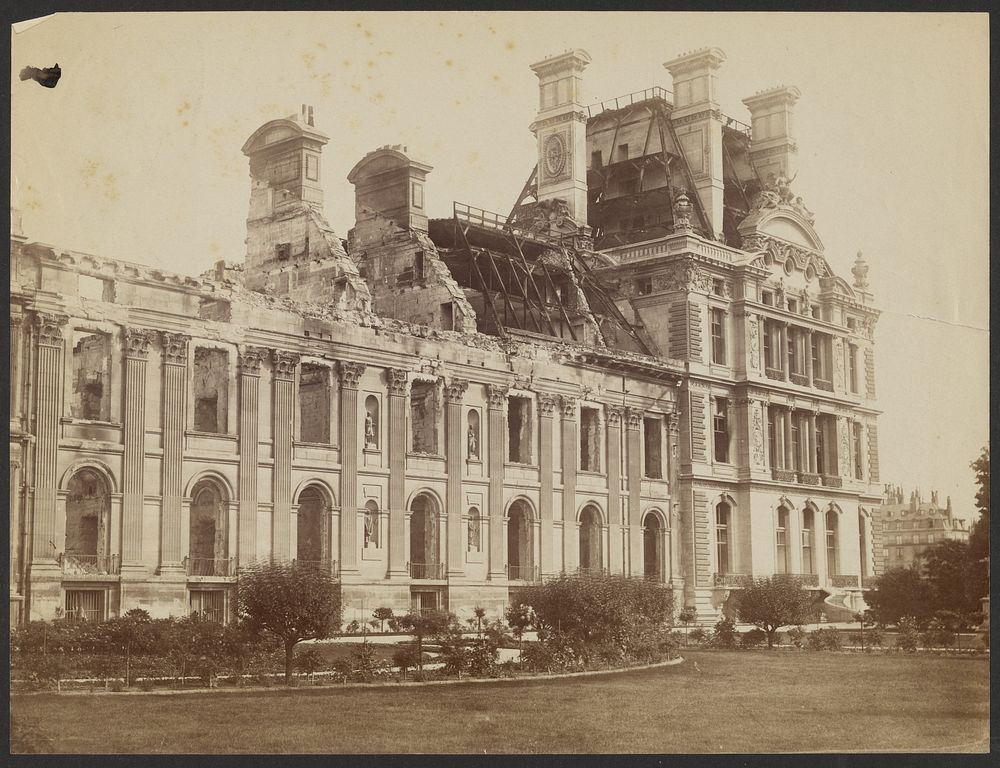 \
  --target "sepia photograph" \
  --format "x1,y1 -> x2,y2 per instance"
8,9 -> 990,757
